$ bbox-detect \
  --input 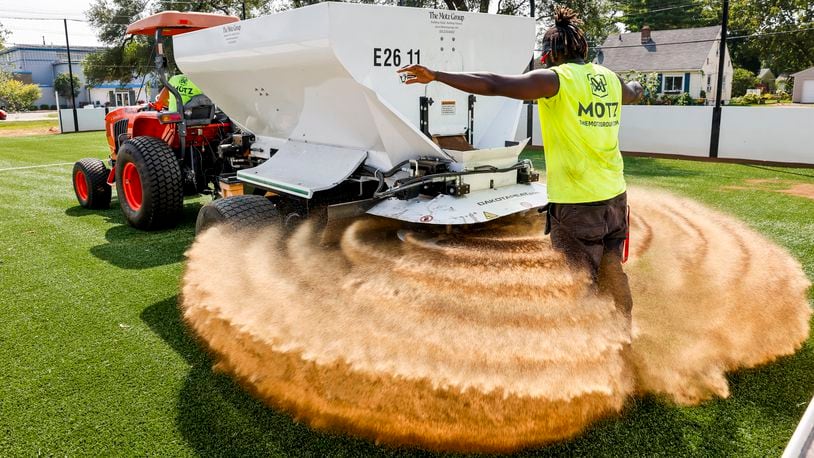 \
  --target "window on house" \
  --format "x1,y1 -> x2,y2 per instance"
663,75 -> 684,93
108,90 -> 131,107
115,92 -> 131,107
